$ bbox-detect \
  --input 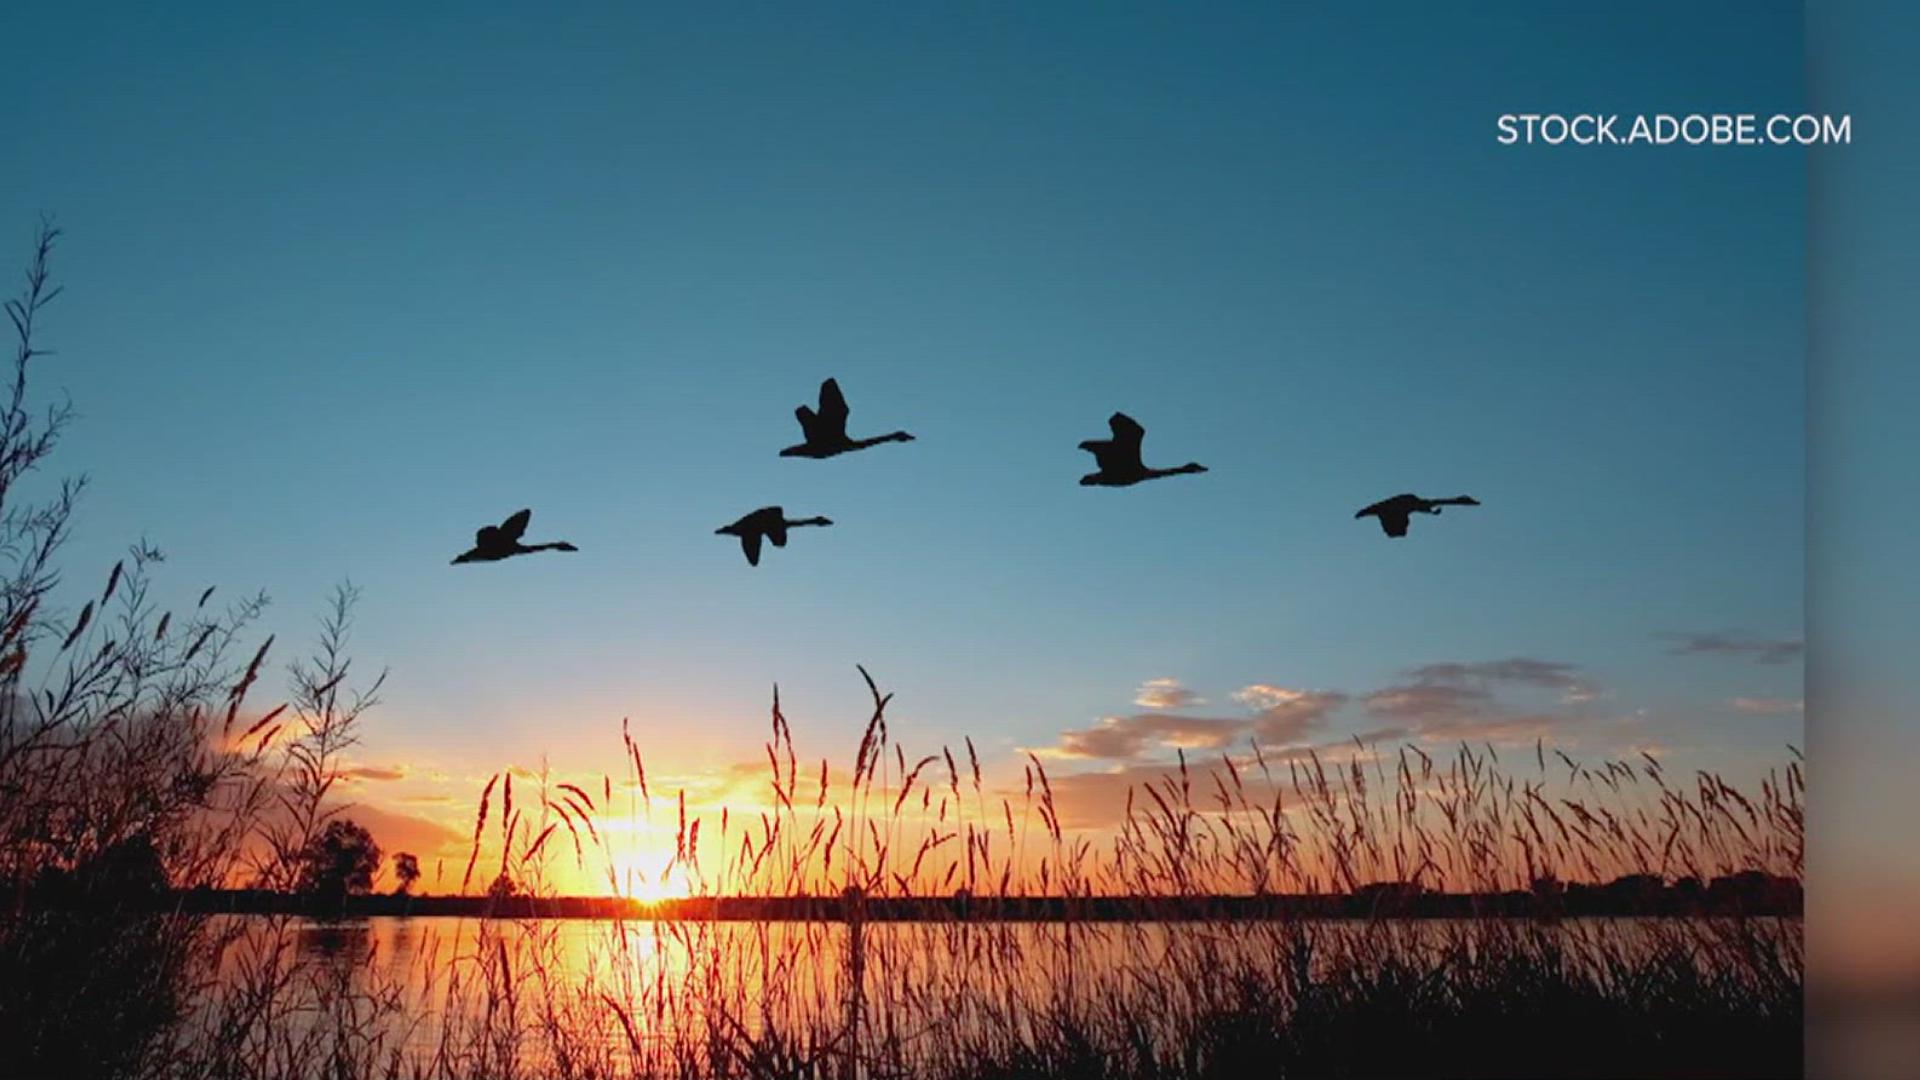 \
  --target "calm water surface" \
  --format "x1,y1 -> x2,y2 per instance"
193,914 -> 1798,1069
